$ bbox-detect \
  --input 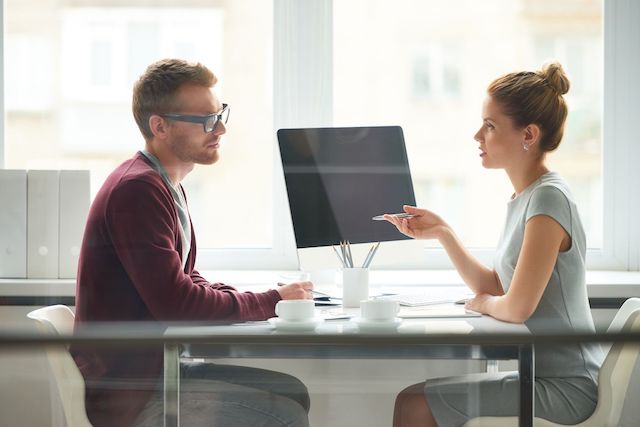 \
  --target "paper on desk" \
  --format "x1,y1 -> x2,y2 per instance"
317,307 -> 354,320
398,306 -> 481,318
